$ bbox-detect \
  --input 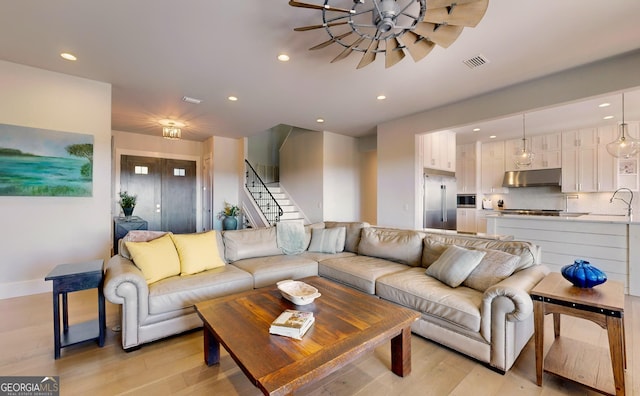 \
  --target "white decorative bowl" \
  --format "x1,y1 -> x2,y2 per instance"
276,280 -> 321,305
